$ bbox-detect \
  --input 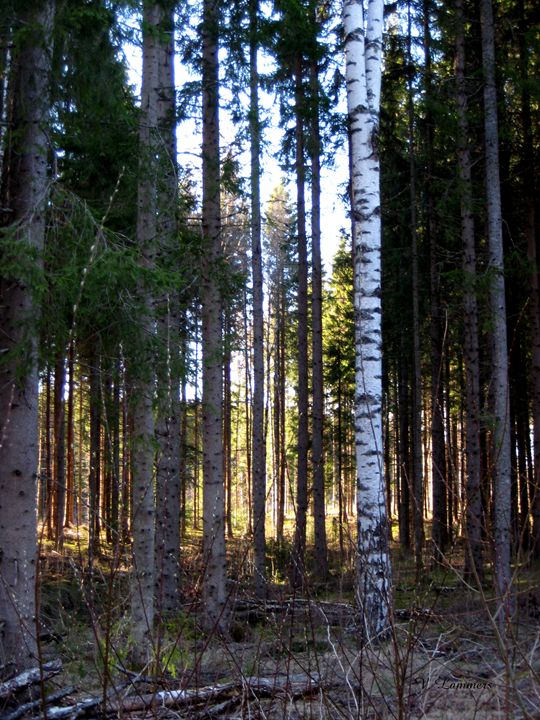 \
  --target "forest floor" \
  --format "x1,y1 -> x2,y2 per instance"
7,530 -> 540,719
